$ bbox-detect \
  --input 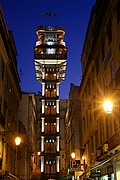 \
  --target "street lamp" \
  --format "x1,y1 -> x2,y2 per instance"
103,99 -> 113,114
71,152 -> 76,159
0,131 -> 21,146
0,131 -> 21,178
15,136 -> 21,146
